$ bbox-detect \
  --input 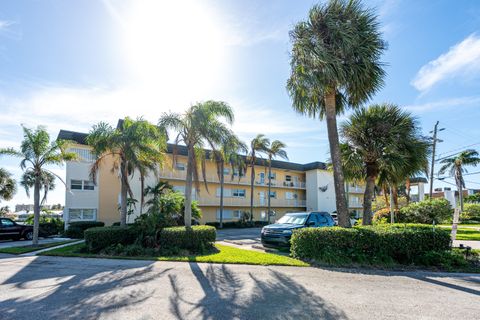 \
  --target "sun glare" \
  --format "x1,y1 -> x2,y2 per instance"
120,0 -> 227,96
